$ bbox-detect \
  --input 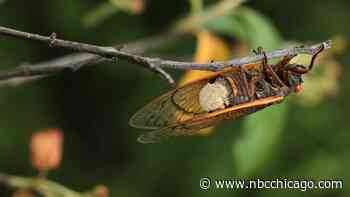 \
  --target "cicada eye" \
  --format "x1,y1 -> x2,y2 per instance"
288,72 -> 303,88
295,84 -> 303,94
